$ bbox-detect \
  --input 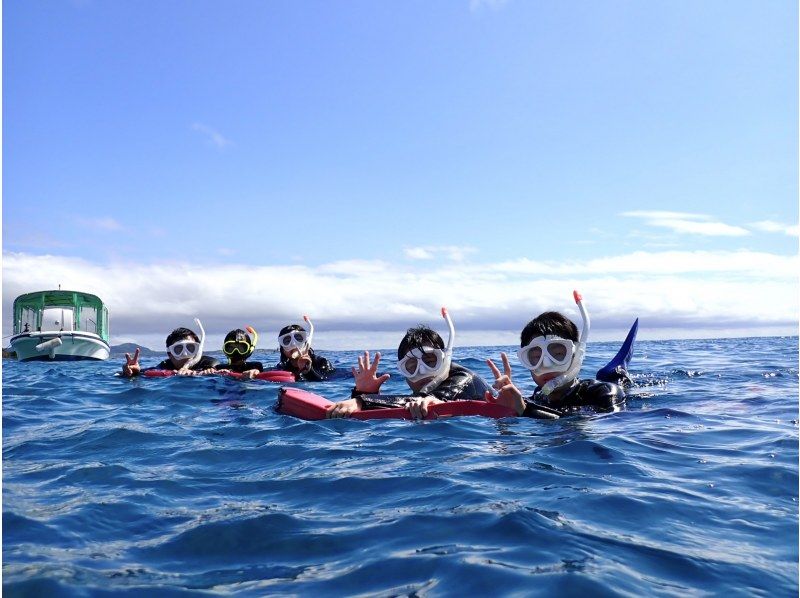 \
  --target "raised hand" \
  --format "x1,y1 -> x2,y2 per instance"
485,352 -> 525,415
351,351 -> 390,393
292,353 -> 312,373
122,348 -> 141,377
